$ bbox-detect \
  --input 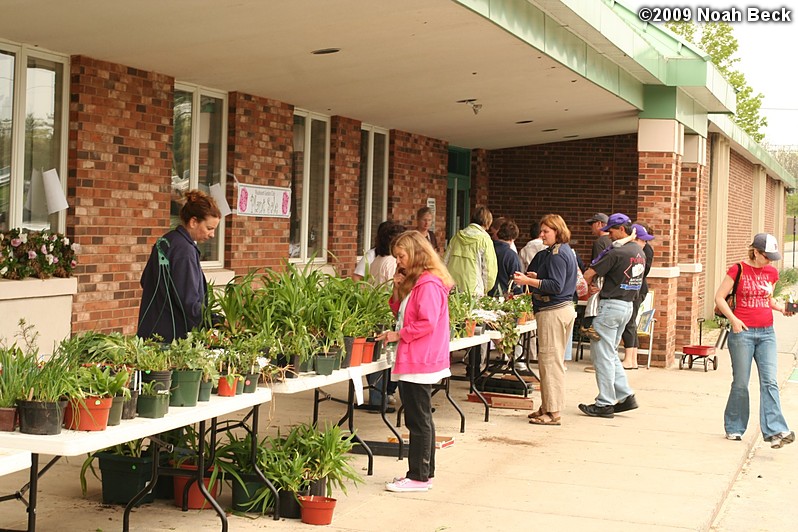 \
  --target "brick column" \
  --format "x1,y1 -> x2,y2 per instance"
388,130 -> 448,238
68,56 -> 173,335
637,119 -> 684,367
226,92 -> 293,273
328,116 -> 362,276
